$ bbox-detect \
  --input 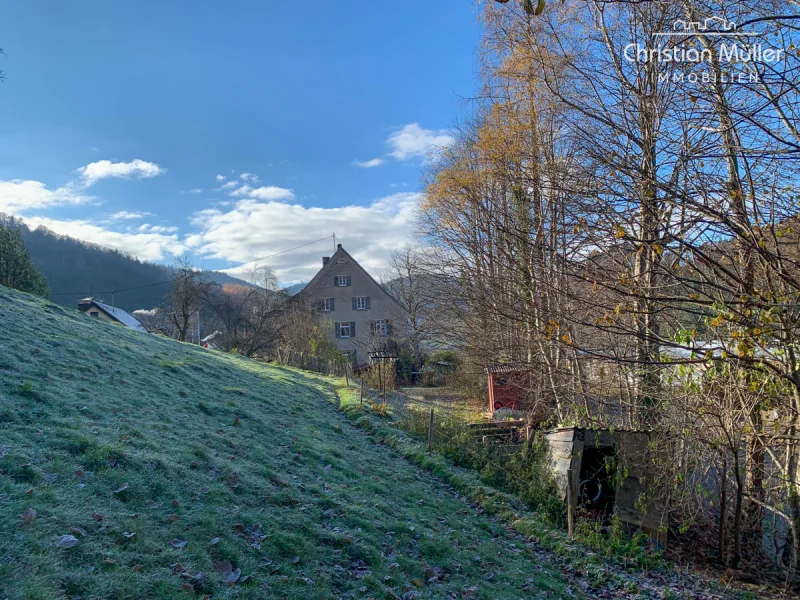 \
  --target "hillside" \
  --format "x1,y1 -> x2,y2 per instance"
0,284 -> 575,599
2,215 -> 253,312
